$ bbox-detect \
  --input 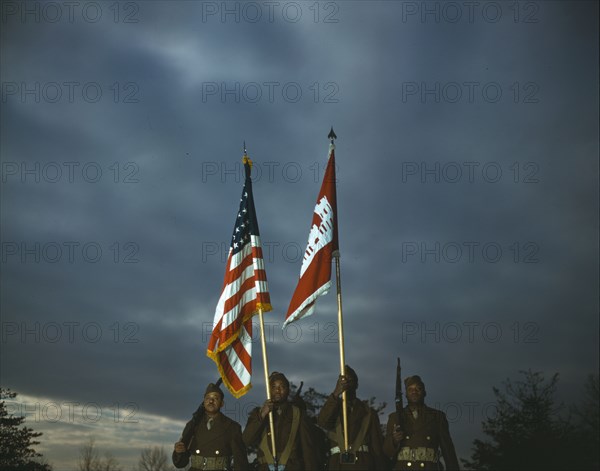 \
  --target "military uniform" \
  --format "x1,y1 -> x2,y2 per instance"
318,366 -> 386,471
243,400 -> 318,470
318,394 -> 386,470
173,382 -> 249,471
383,377 -> 459,471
